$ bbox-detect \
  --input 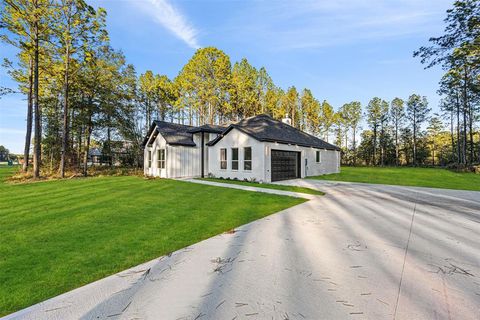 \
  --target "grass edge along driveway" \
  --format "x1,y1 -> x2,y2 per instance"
198,178 -> 325,195
309,166 -> 480,191
0,169 -> 305,316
